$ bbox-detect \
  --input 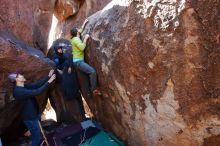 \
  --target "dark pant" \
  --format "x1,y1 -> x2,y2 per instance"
74,61 -> 97,91
24,119 -> 42,146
